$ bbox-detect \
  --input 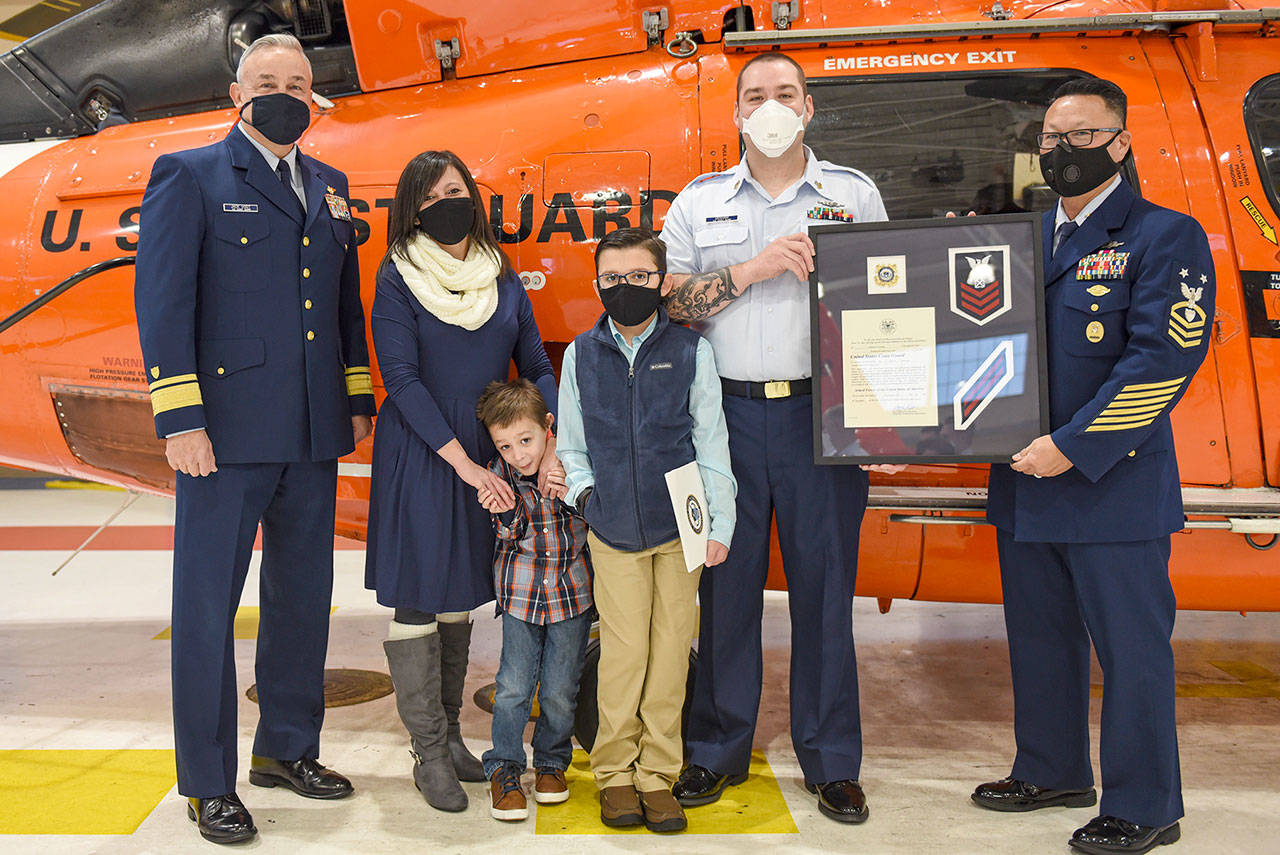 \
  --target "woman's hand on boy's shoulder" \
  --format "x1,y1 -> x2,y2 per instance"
705,540 -> 729,568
